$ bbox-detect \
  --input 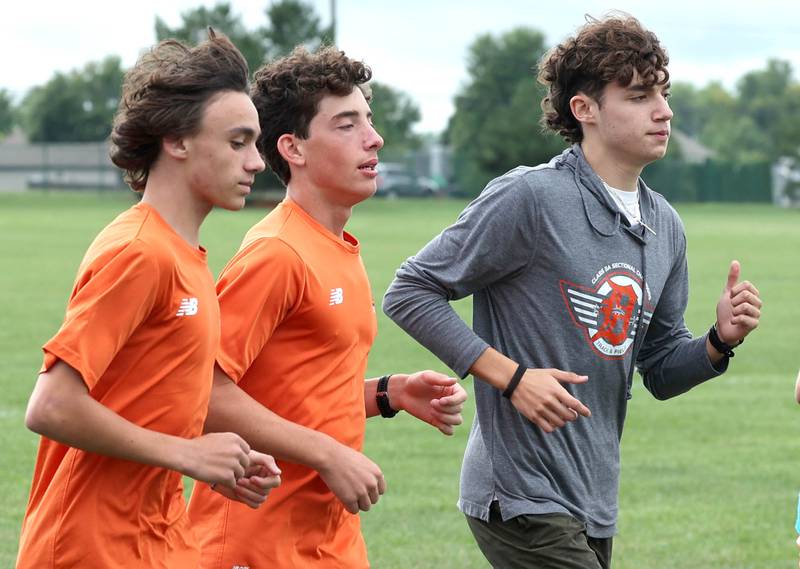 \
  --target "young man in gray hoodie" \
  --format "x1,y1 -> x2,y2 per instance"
383,14 -> 762,569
